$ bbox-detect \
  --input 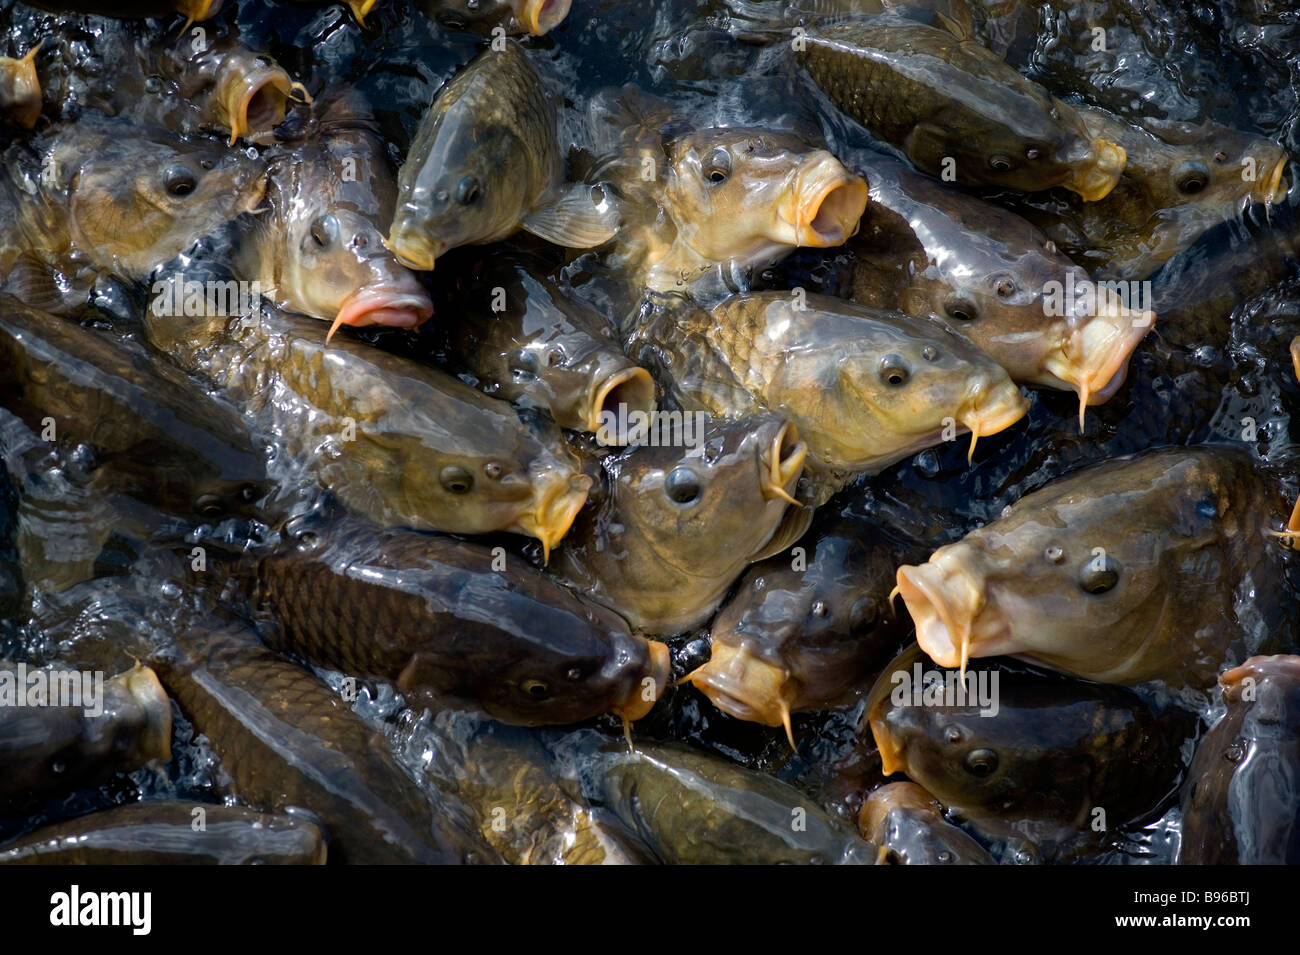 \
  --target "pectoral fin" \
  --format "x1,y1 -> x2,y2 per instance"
522,183 -> 621,248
